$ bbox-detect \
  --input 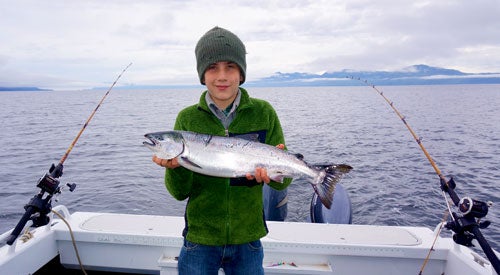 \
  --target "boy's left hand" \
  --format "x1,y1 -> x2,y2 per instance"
245,144 -> 285,184
247,167 -> 270,184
